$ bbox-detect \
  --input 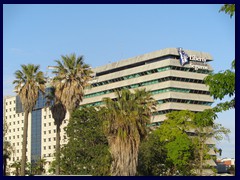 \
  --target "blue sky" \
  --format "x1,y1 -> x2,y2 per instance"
3,4 -> 235,158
